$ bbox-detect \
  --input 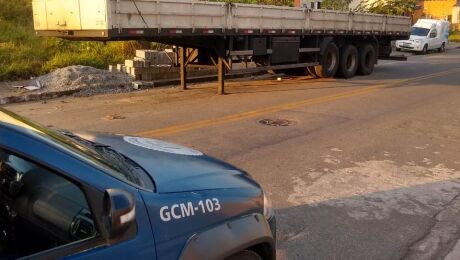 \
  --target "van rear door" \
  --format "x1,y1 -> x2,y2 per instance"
32,0 -> 108,31
32,0 -> 48,30
79,0 -> 108,30
45,0 -> 82,30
